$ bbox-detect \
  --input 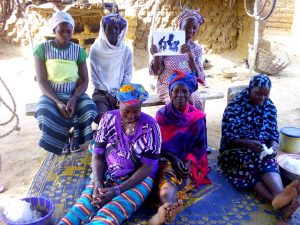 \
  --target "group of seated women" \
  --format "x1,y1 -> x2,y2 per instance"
33,9 -> 299,225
